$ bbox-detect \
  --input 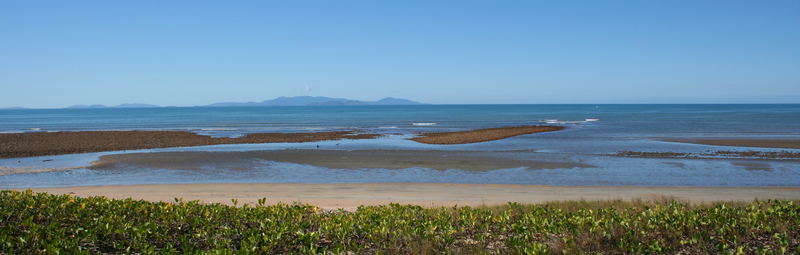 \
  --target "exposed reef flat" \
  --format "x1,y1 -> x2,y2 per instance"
614,150 -> 800,159
410,126 -> 564,144
0,131 -> 379,158
663,138 -> 800,149
1,125 -> 568,158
